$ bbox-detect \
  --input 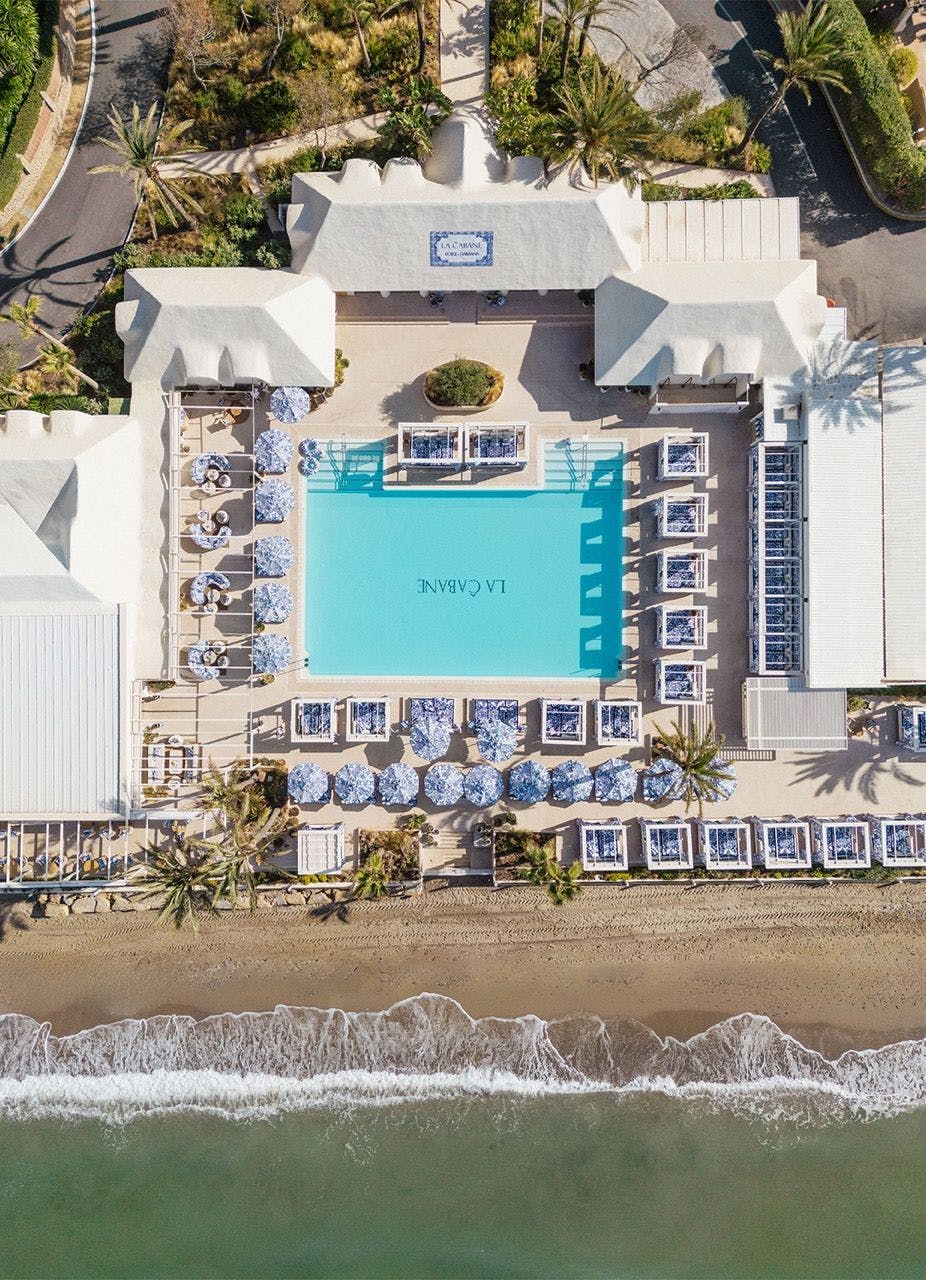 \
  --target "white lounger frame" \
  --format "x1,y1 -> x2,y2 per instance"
290,697 -> 337,743
696,820 -> 753,871
640,819 -> 694,871
579,821 -> 628,872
